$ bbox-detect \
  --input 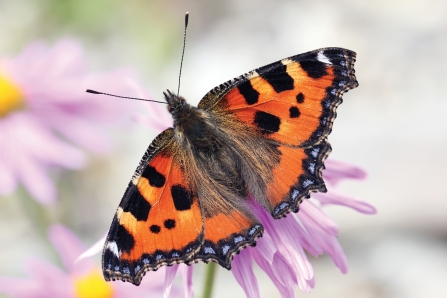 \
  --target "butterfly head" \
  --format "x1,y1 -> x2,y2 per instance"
164,90 -> 187,116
